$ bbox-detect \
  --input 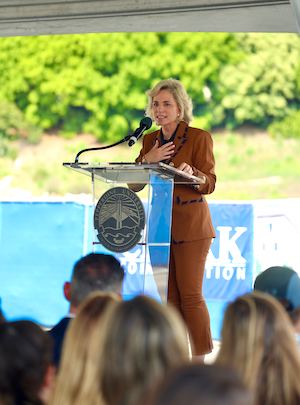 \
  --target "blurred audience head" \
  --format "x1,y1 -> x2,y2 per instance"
51,292 -> 120,405
149,363 -> 253,405
100,295 -> 190,405
0,320 -> 54,405
64,253 -> 124,312
254,265 -> 300,312
217,291 -> 300,405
